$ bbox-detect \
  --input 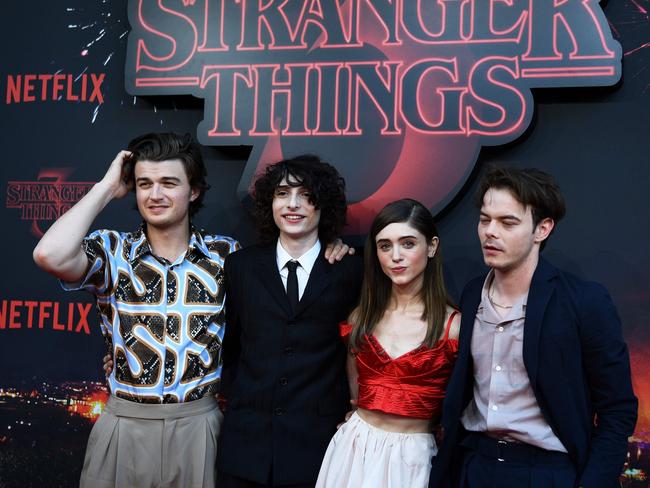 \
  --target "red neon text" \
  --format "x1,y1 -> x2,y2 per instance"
128,0 -> 619,141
